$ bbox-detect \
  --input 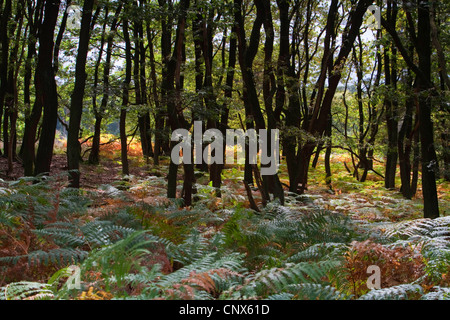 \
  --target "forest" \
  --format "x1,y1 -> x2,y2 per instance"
0,0 -> 449,301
